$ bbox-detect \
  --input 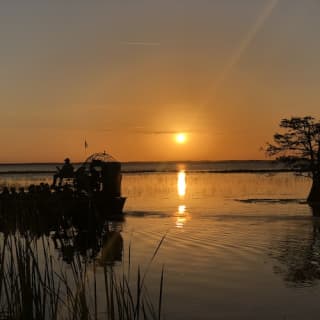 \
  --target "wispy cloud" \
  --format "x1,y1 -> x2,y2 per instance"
133,129 -> 200,135
120,41 -> 161,46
